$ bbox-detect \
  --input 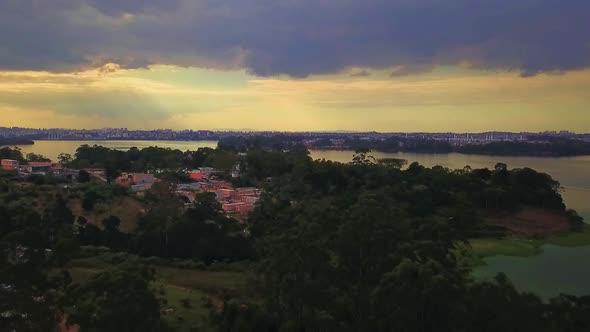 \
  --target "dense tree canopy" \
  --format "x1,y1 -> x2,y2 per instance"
62,264 -> 168,332
1,145 -> 589,331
